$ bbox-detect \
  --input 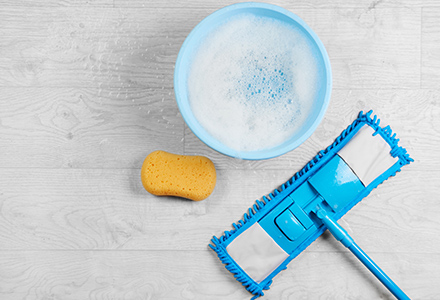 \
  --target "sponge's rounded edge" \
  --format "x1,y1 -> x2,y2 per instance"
141,150 -> 217,201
